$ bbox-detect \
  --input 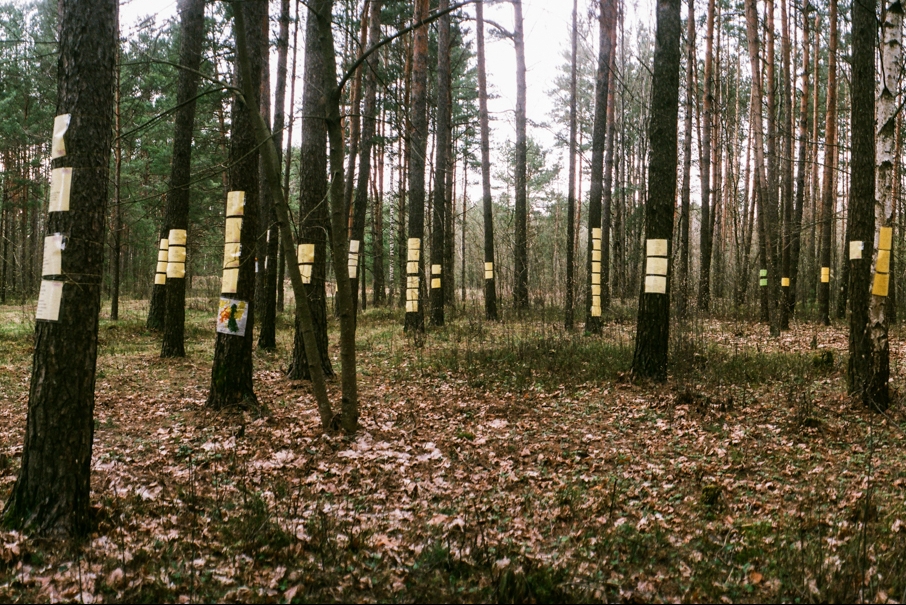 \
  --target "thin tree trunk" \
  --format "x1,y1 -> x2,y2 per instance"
289,0 -> 335,379
565,0 -> 579,330
430,0 -> 451,326
404,0 -> 430,333
677,0 -> 694,319
779,0 -> 793,329
789,2 -> 811,318
818,0 -> 838,325
279,0 -> 301,314
513,0 -> 529,310
585,0 -> 614,334
111,47 -> 122,321
697,0 -> 716,311
350,0 -> 382,318
476,0 -> 497,320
